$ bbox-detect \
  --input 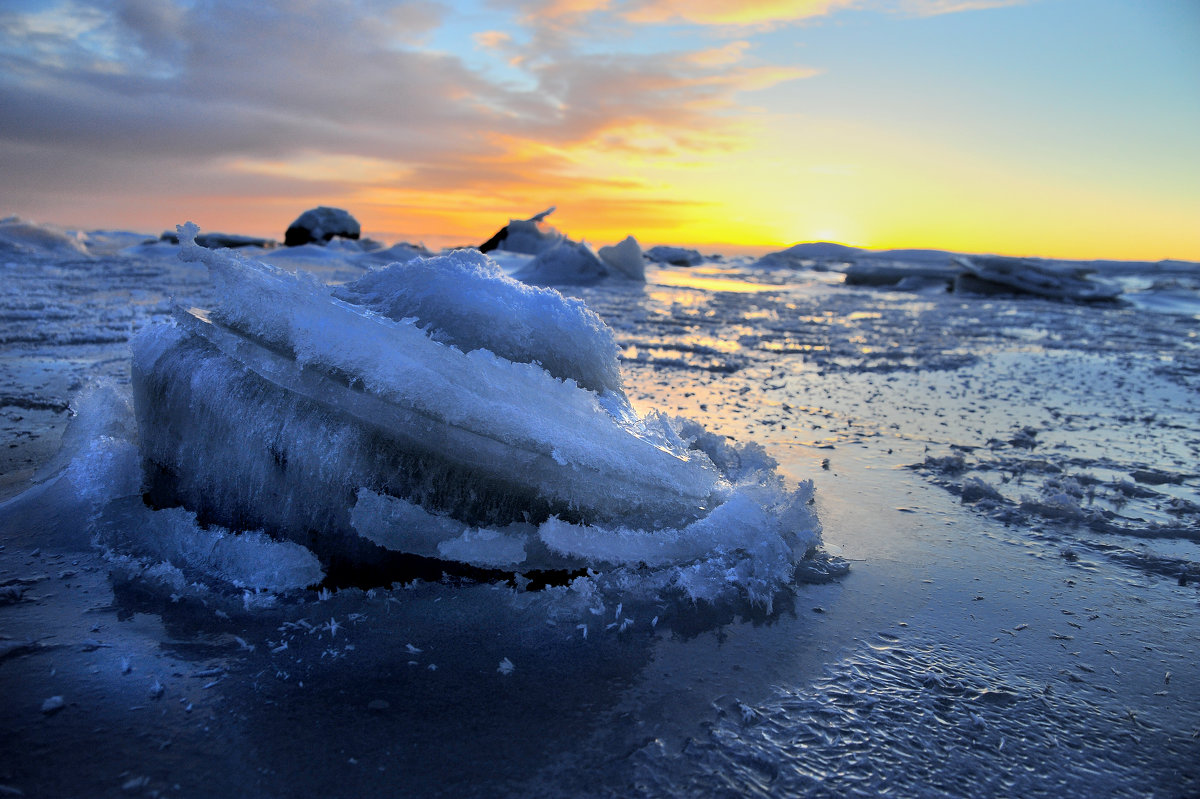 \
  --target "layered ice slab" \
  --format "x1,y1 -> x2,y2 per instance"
131,225 -> 821,597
